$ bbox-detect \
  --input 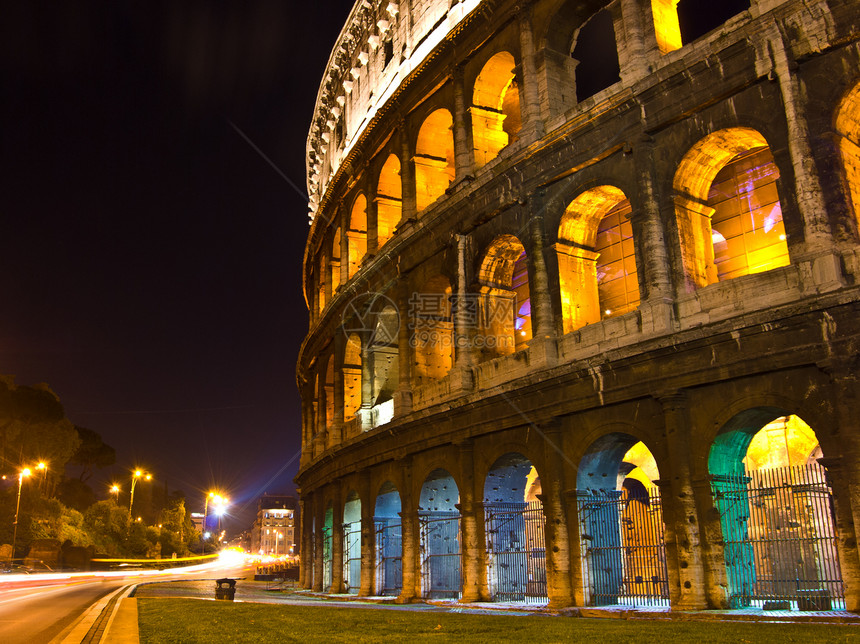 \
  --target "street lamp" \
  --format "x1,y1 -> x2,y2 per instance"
129,469 -> 151,523
11,468 -> 31,564
110,484 -> 120,503
35,462 -> 47,494
202,492 -> 227,551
